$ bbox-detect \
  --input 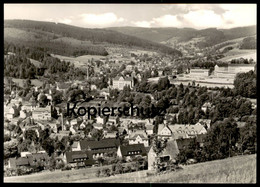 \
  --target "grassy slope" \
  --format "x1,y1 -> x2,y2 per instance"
4,154 -> 256,183
218,49 -> 256,62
